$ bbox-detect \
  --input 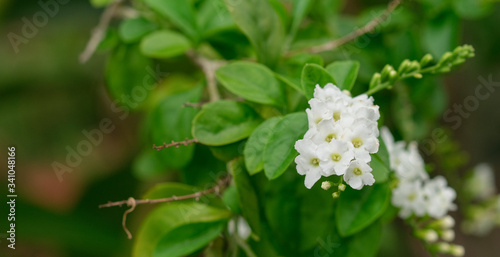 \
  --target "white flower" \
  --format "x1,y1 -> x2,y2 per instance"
317,140 -> 355,175
295,83 -> 380,190
464,163 -> 496,200
228,217 -> 251,240
344,119 -> 379,163
423,176 -> 457,219
306,119 -> 344,145
392,180 -> 427,218
344,160 -> 375,190
294,139 -> 323,189
394,142 -> 429,181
